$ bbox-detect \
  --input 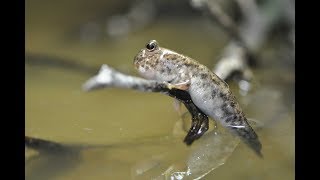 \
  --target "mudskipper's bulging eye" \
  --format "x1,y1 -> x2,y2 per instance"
146,40 -> 158,51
